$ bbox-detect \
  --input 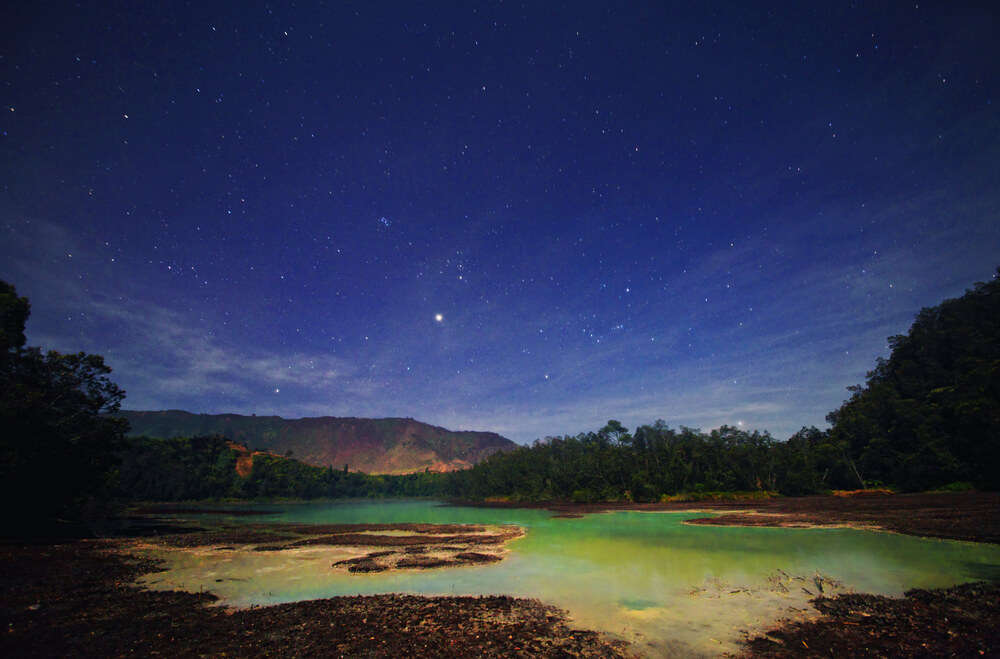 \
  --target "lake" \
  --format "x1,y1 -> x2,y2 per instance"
137,500 -> 1000,656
